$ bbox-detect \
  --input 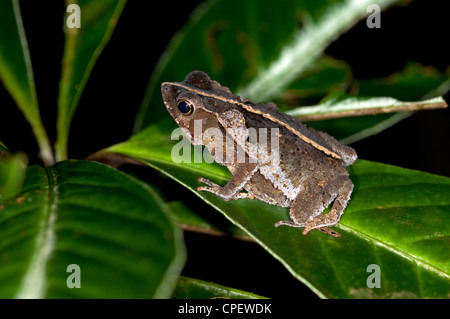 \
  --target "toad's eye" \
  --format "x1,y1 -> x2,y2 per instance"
177,100 -> 194,116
